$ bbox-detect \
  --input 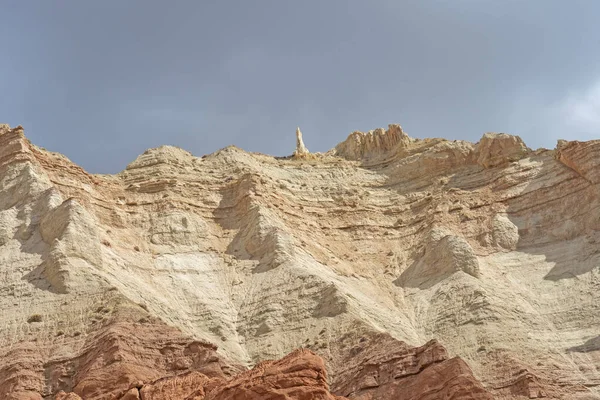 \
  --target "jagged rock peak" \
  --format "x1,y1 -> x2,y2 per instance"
333,123 -> 413,160
475,132 -> 529,168
0,123 -> 10,134
555,138 -> 600,183
293,127 -> 310,157
0,123 -> 24,135
125,145 -> 196,170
